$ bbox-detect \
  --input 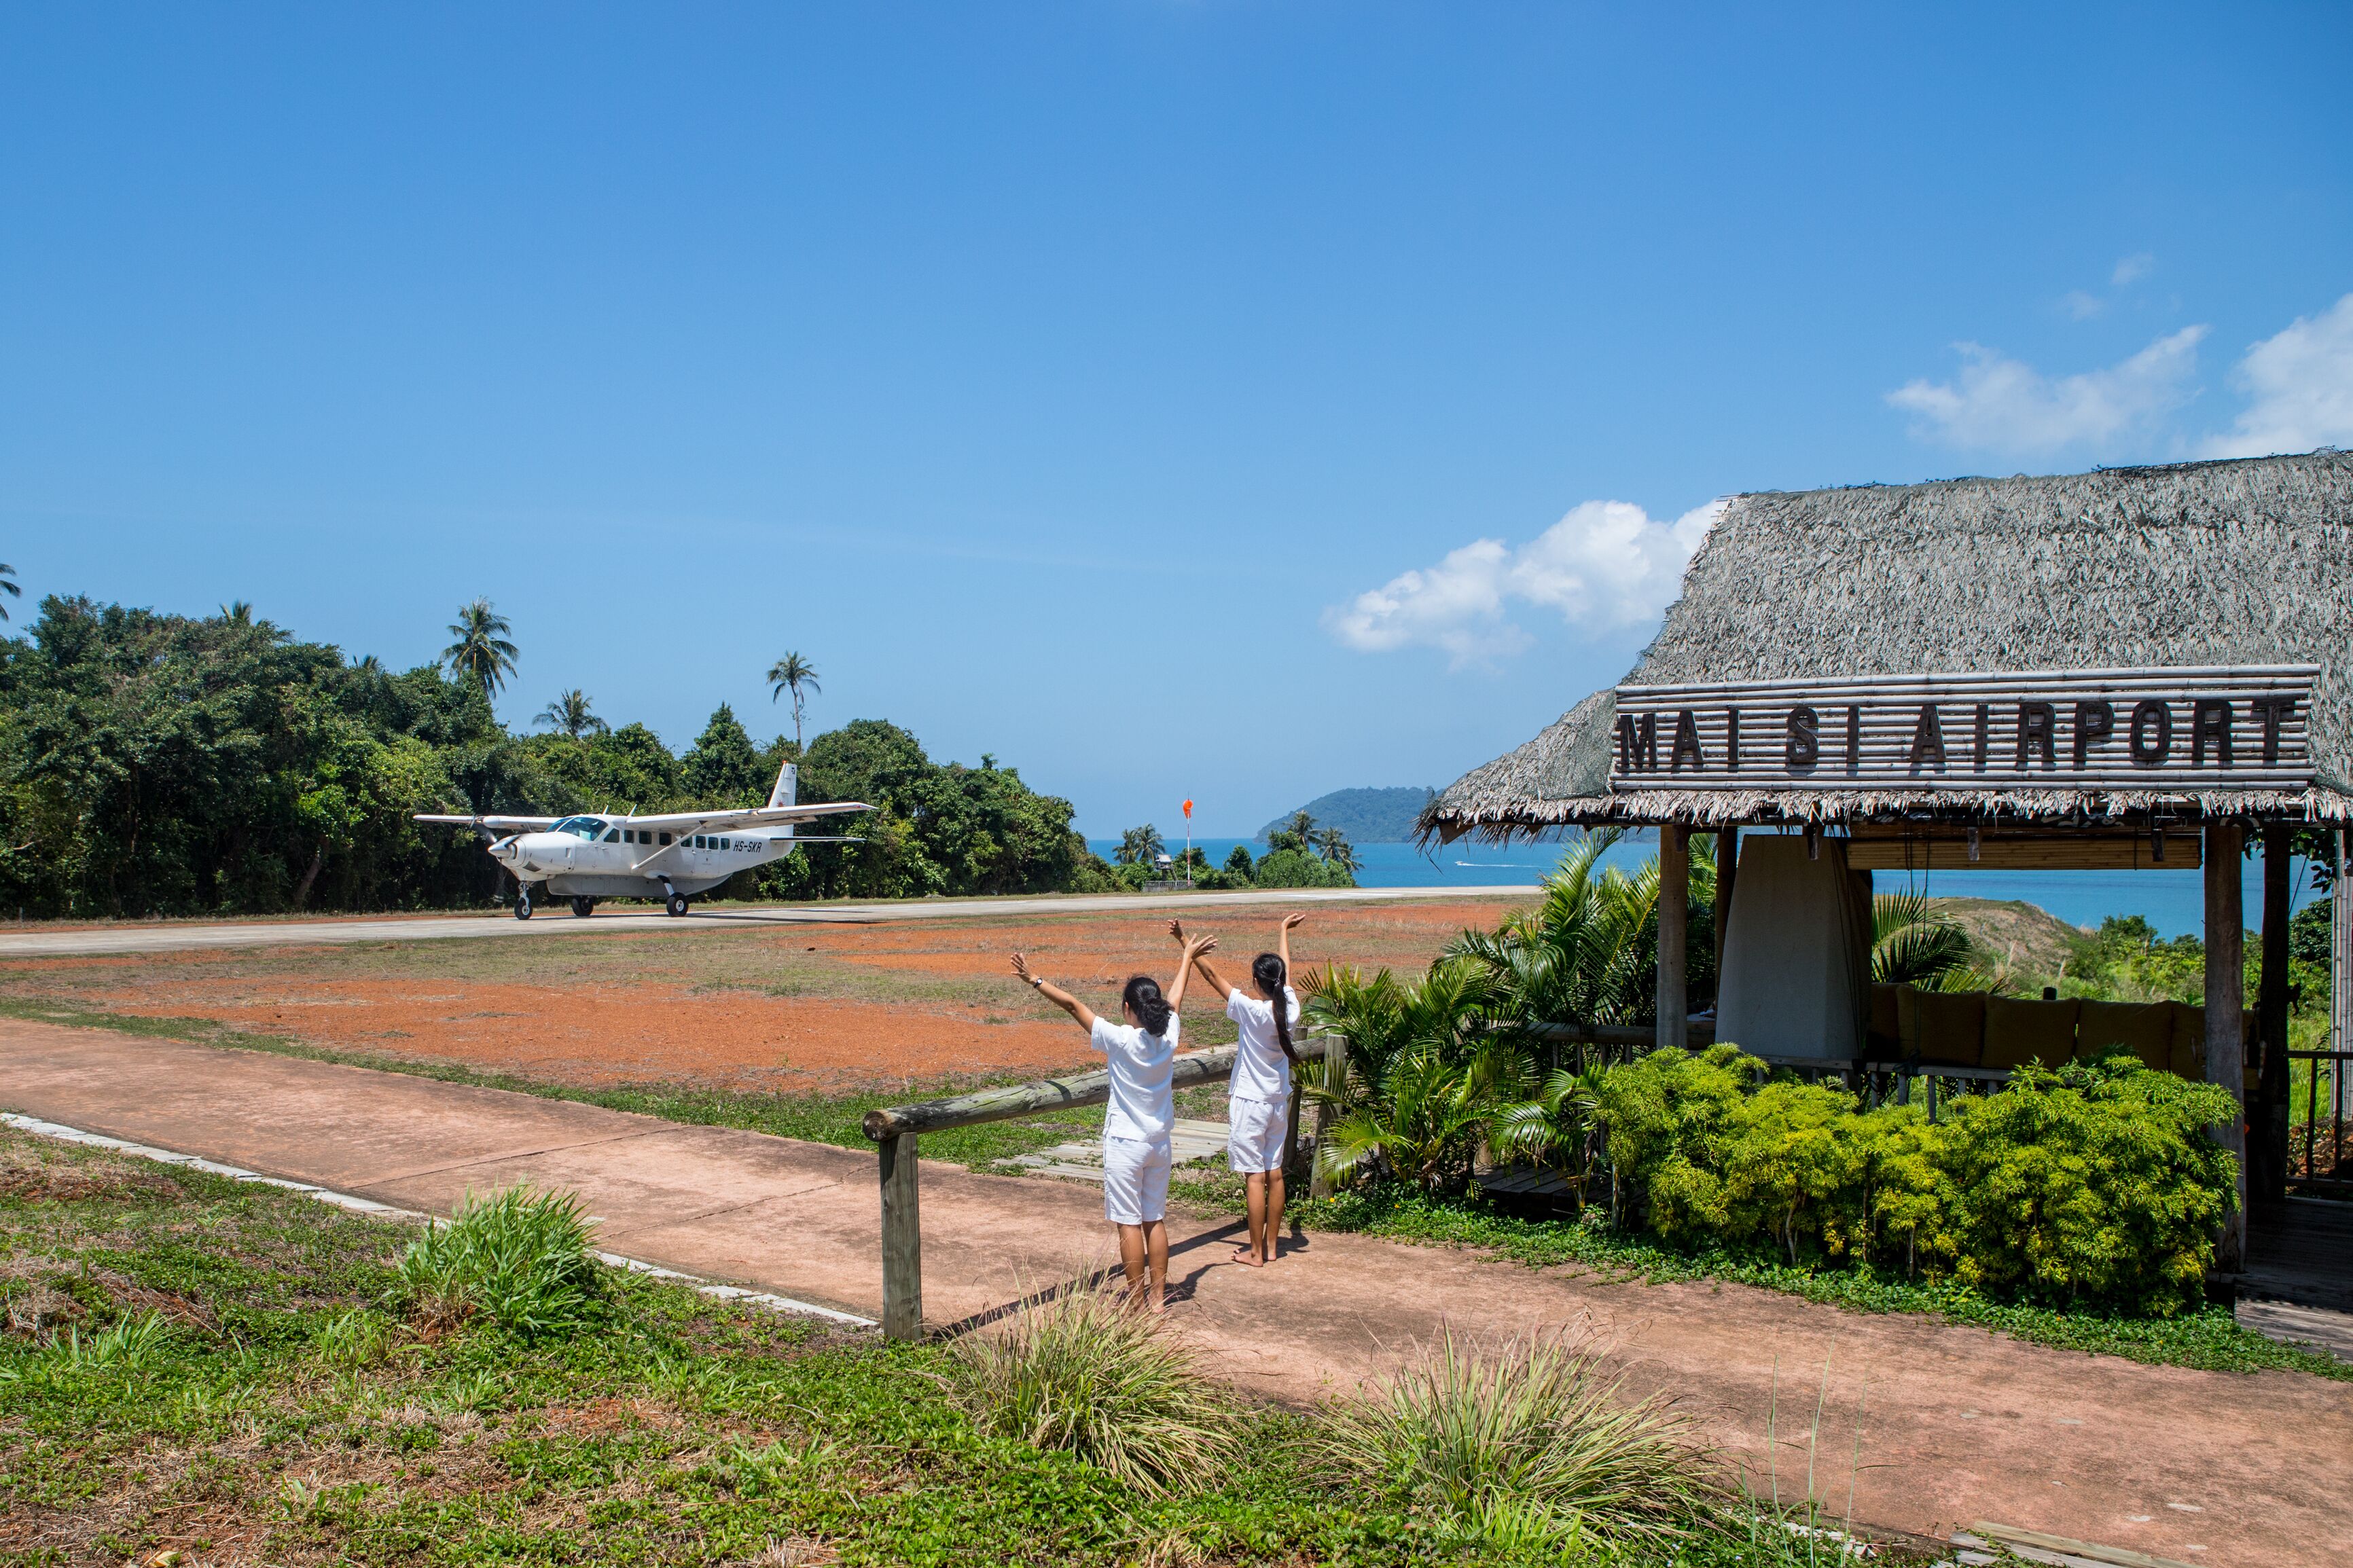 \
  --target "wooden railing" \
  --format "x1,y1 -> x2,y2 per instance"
2289,1049 -> 2350,1192
861,1034 -> 1346,1341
